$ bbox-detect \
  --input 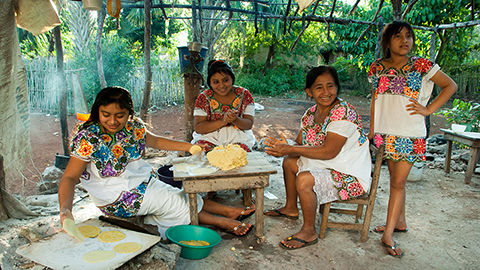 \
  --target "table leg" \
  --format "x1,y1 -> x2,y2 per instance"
254,187 -> 264,238
189,193 -> 199,225
445,140 -> 452,173
242,189 -> 252,206
465,147 -> 480,185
